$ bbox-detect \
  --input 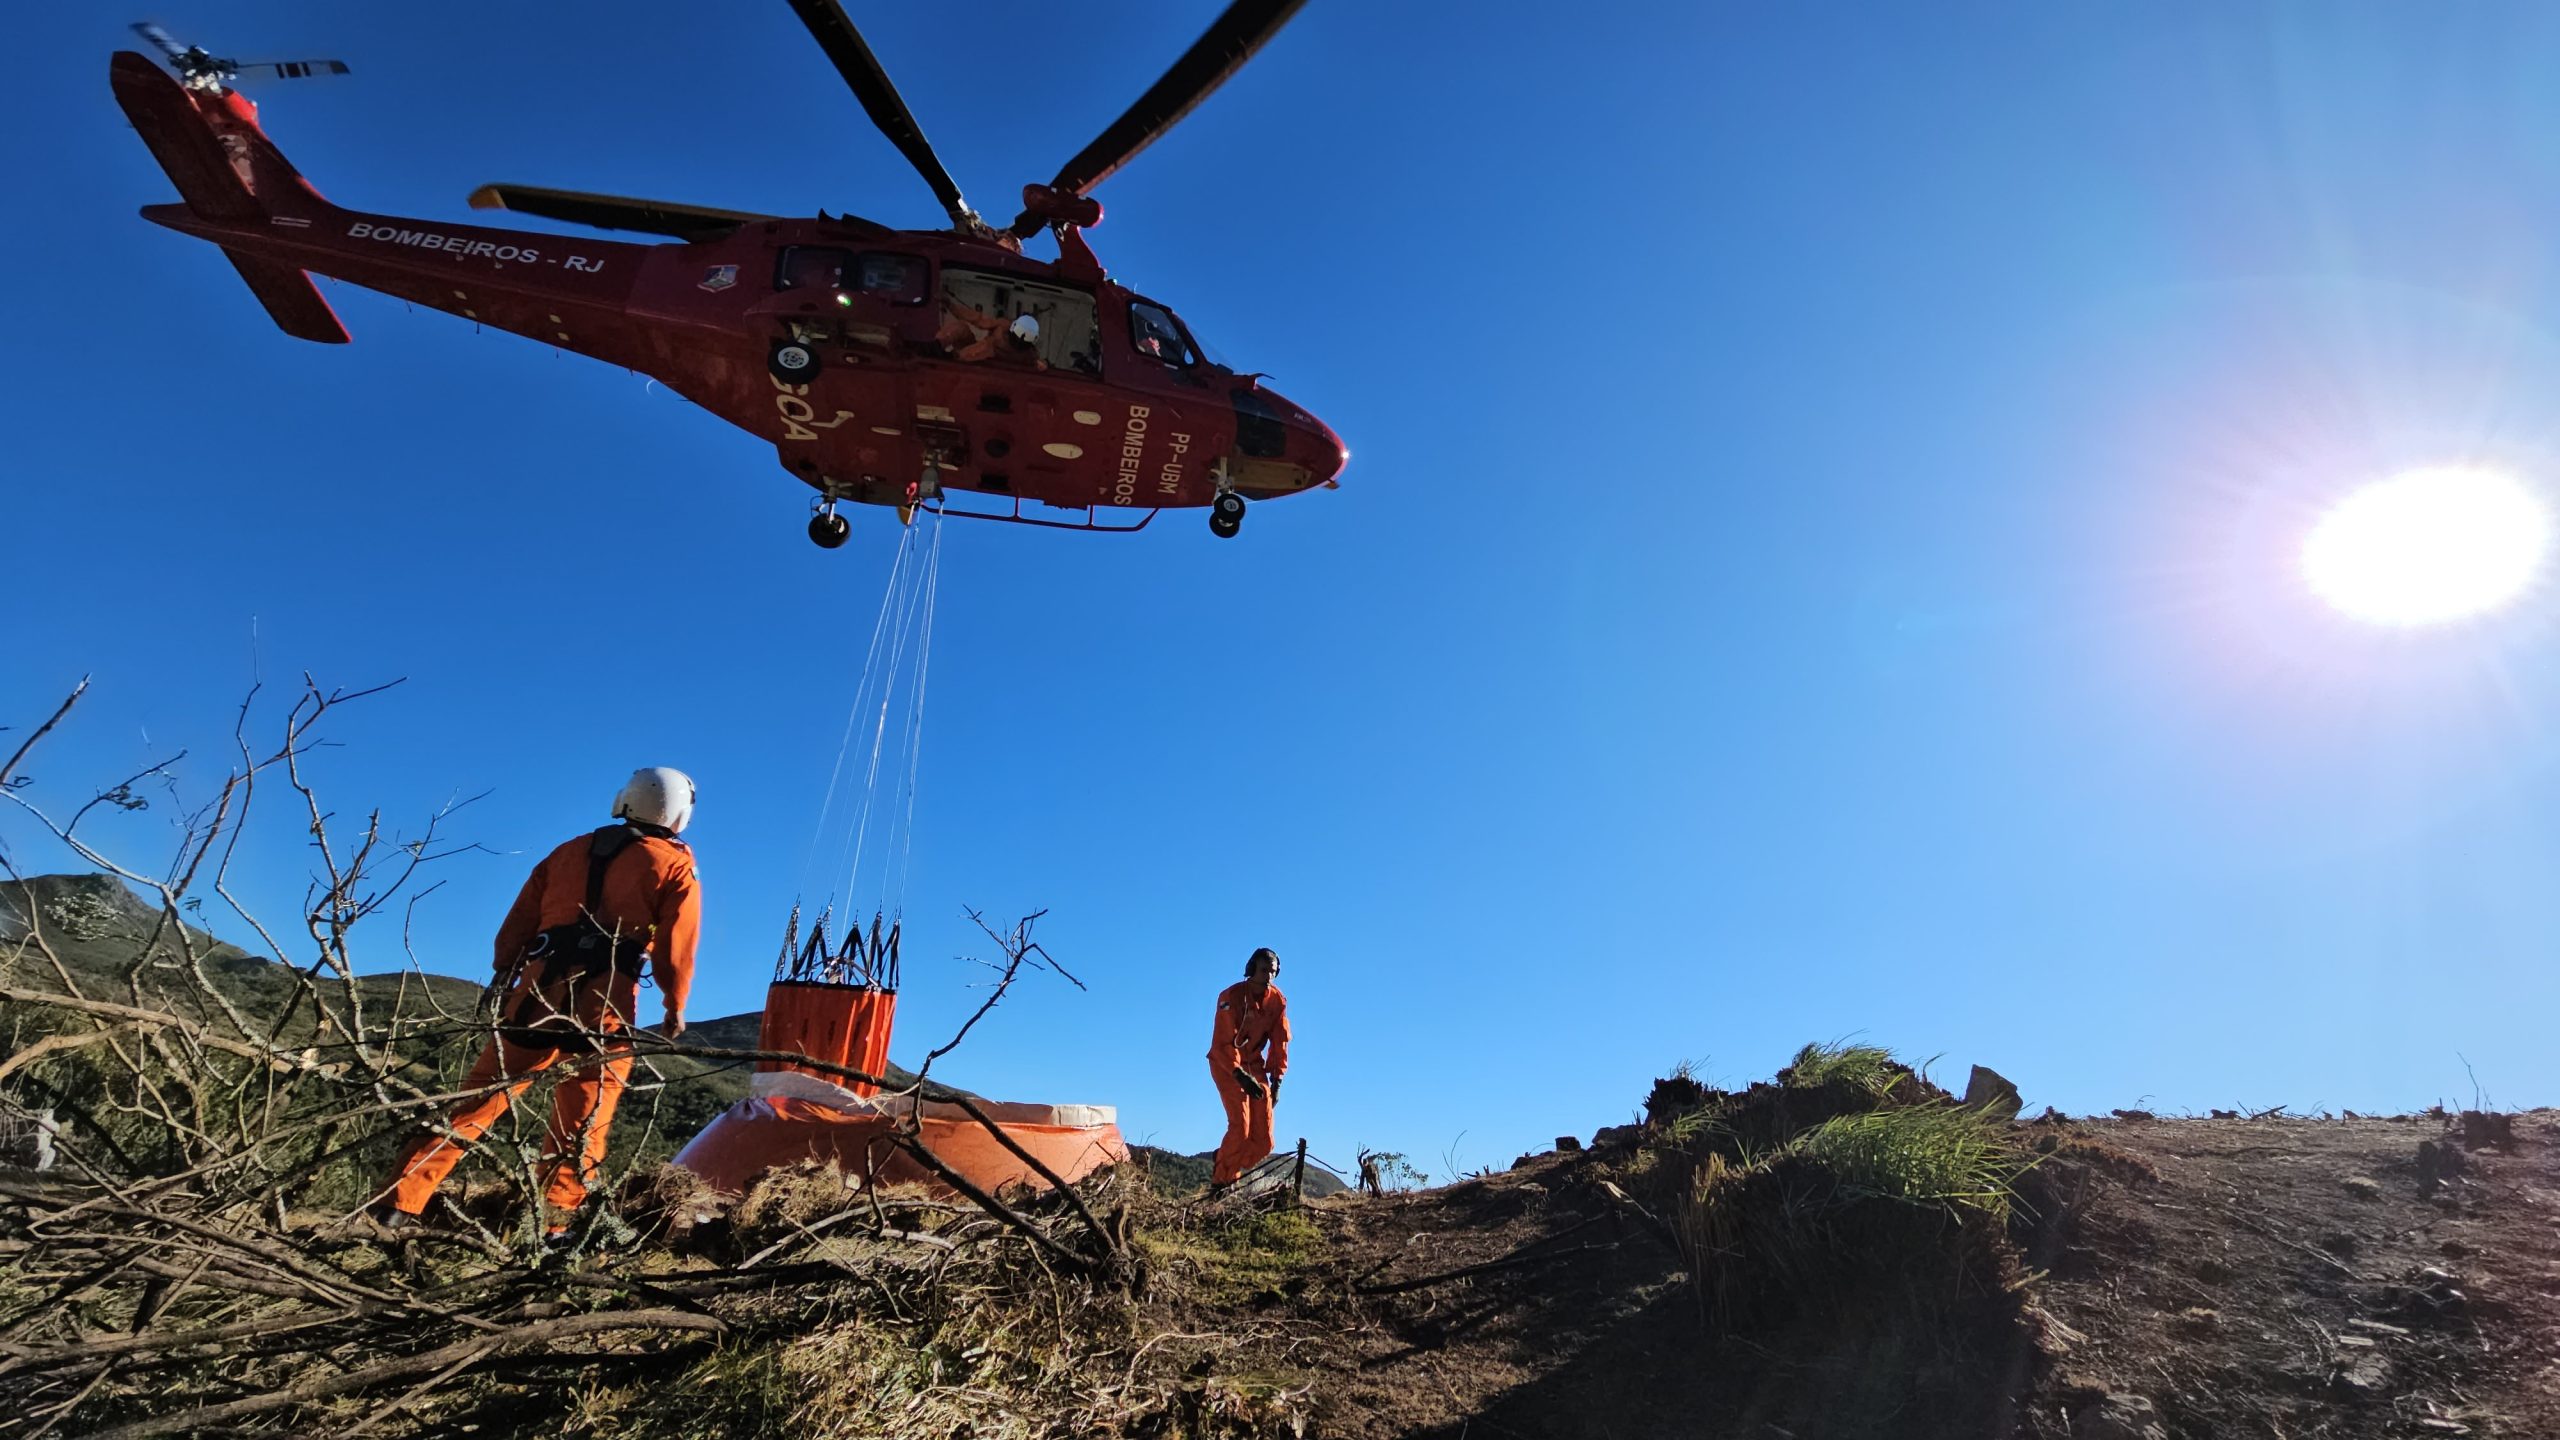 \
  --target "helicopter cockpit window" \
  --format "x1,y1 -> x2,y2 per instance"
1128,300 -> 1198,368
